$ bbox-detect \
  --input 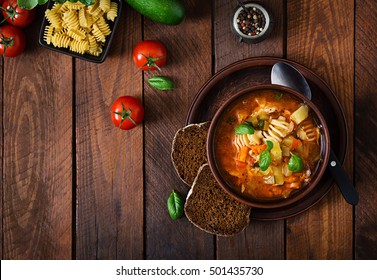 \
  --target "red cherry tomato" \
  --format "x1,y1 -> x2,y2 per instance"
2,0 -> 36,28
111,96 -> 144,130
132,40 -> 167,71
0,25 -> 25,57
